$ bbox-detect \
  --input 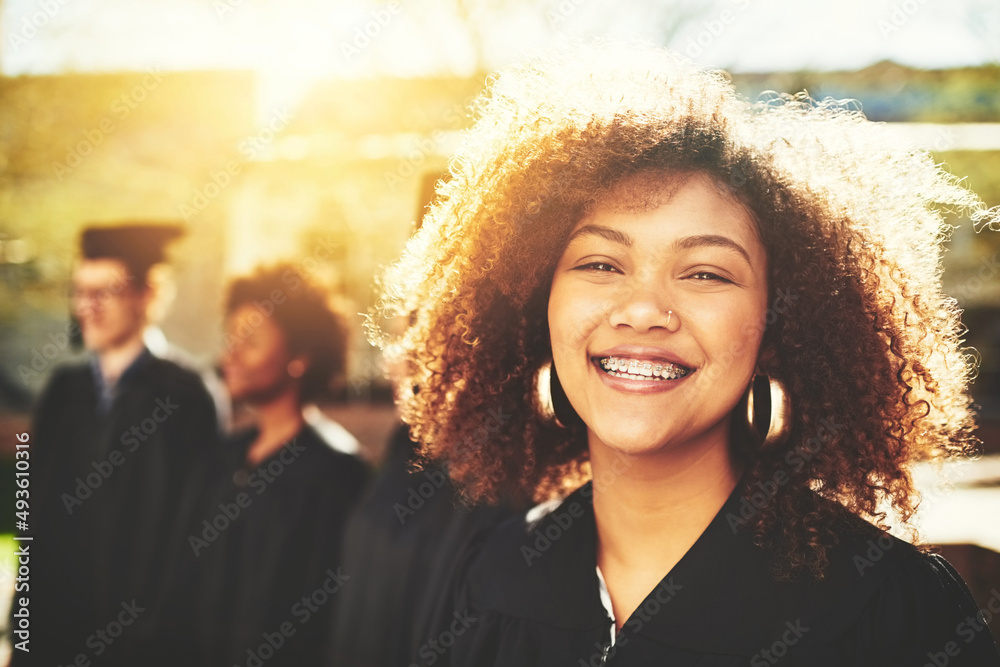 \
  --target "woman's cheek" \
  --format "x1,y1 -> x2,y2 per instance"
561,288 -> 612,351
